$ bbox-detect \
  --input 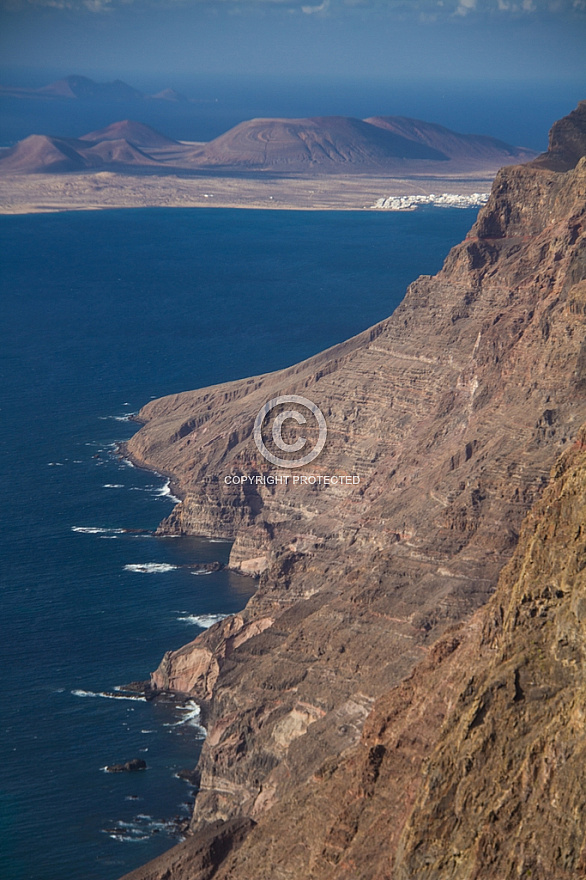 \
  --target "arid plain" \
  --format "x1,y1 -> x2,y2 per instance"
0,169 -> 496,214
